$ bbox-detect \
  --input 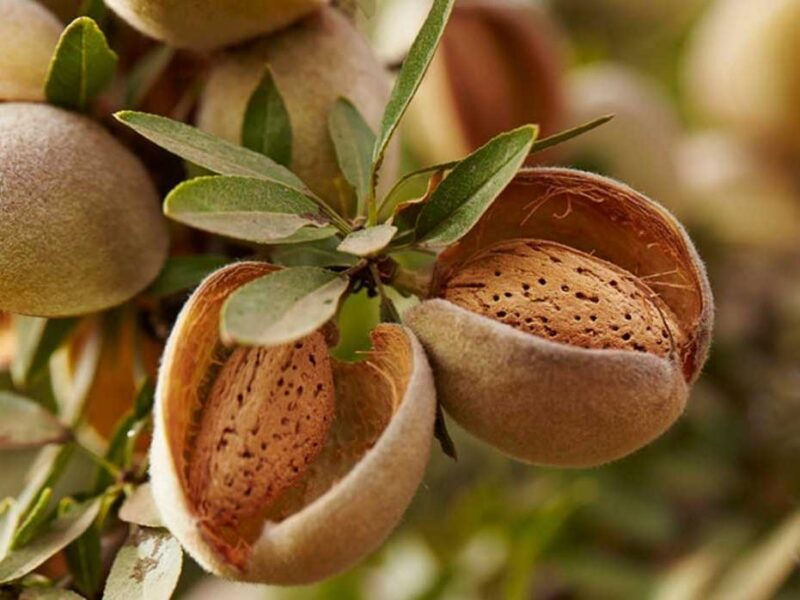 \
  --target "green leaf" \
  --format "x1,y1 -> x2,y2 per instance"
114,111 -> 307,193
337,225 -> 397,257
103,528 -> 182,600
0,498 -> 101,584
12,317 -> 78,389
0,393 -> 69,450
0,499 -> 18,560
270,238 -> 359,269
241,68 -> 293,167
416,125 -> 538,246
222,267 -> 349,347
329,98 -> 376,215
529,114 -> 614,156
147,255 -> 229,297
709,510 -> 800,600
15,446 -> 74,522
64,523 -> 102,599
11,488 -> 53,550
372,0 -> 455,183
165,176 -> 335,245
45,17 -> 118,112
118,485 -> 162,529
